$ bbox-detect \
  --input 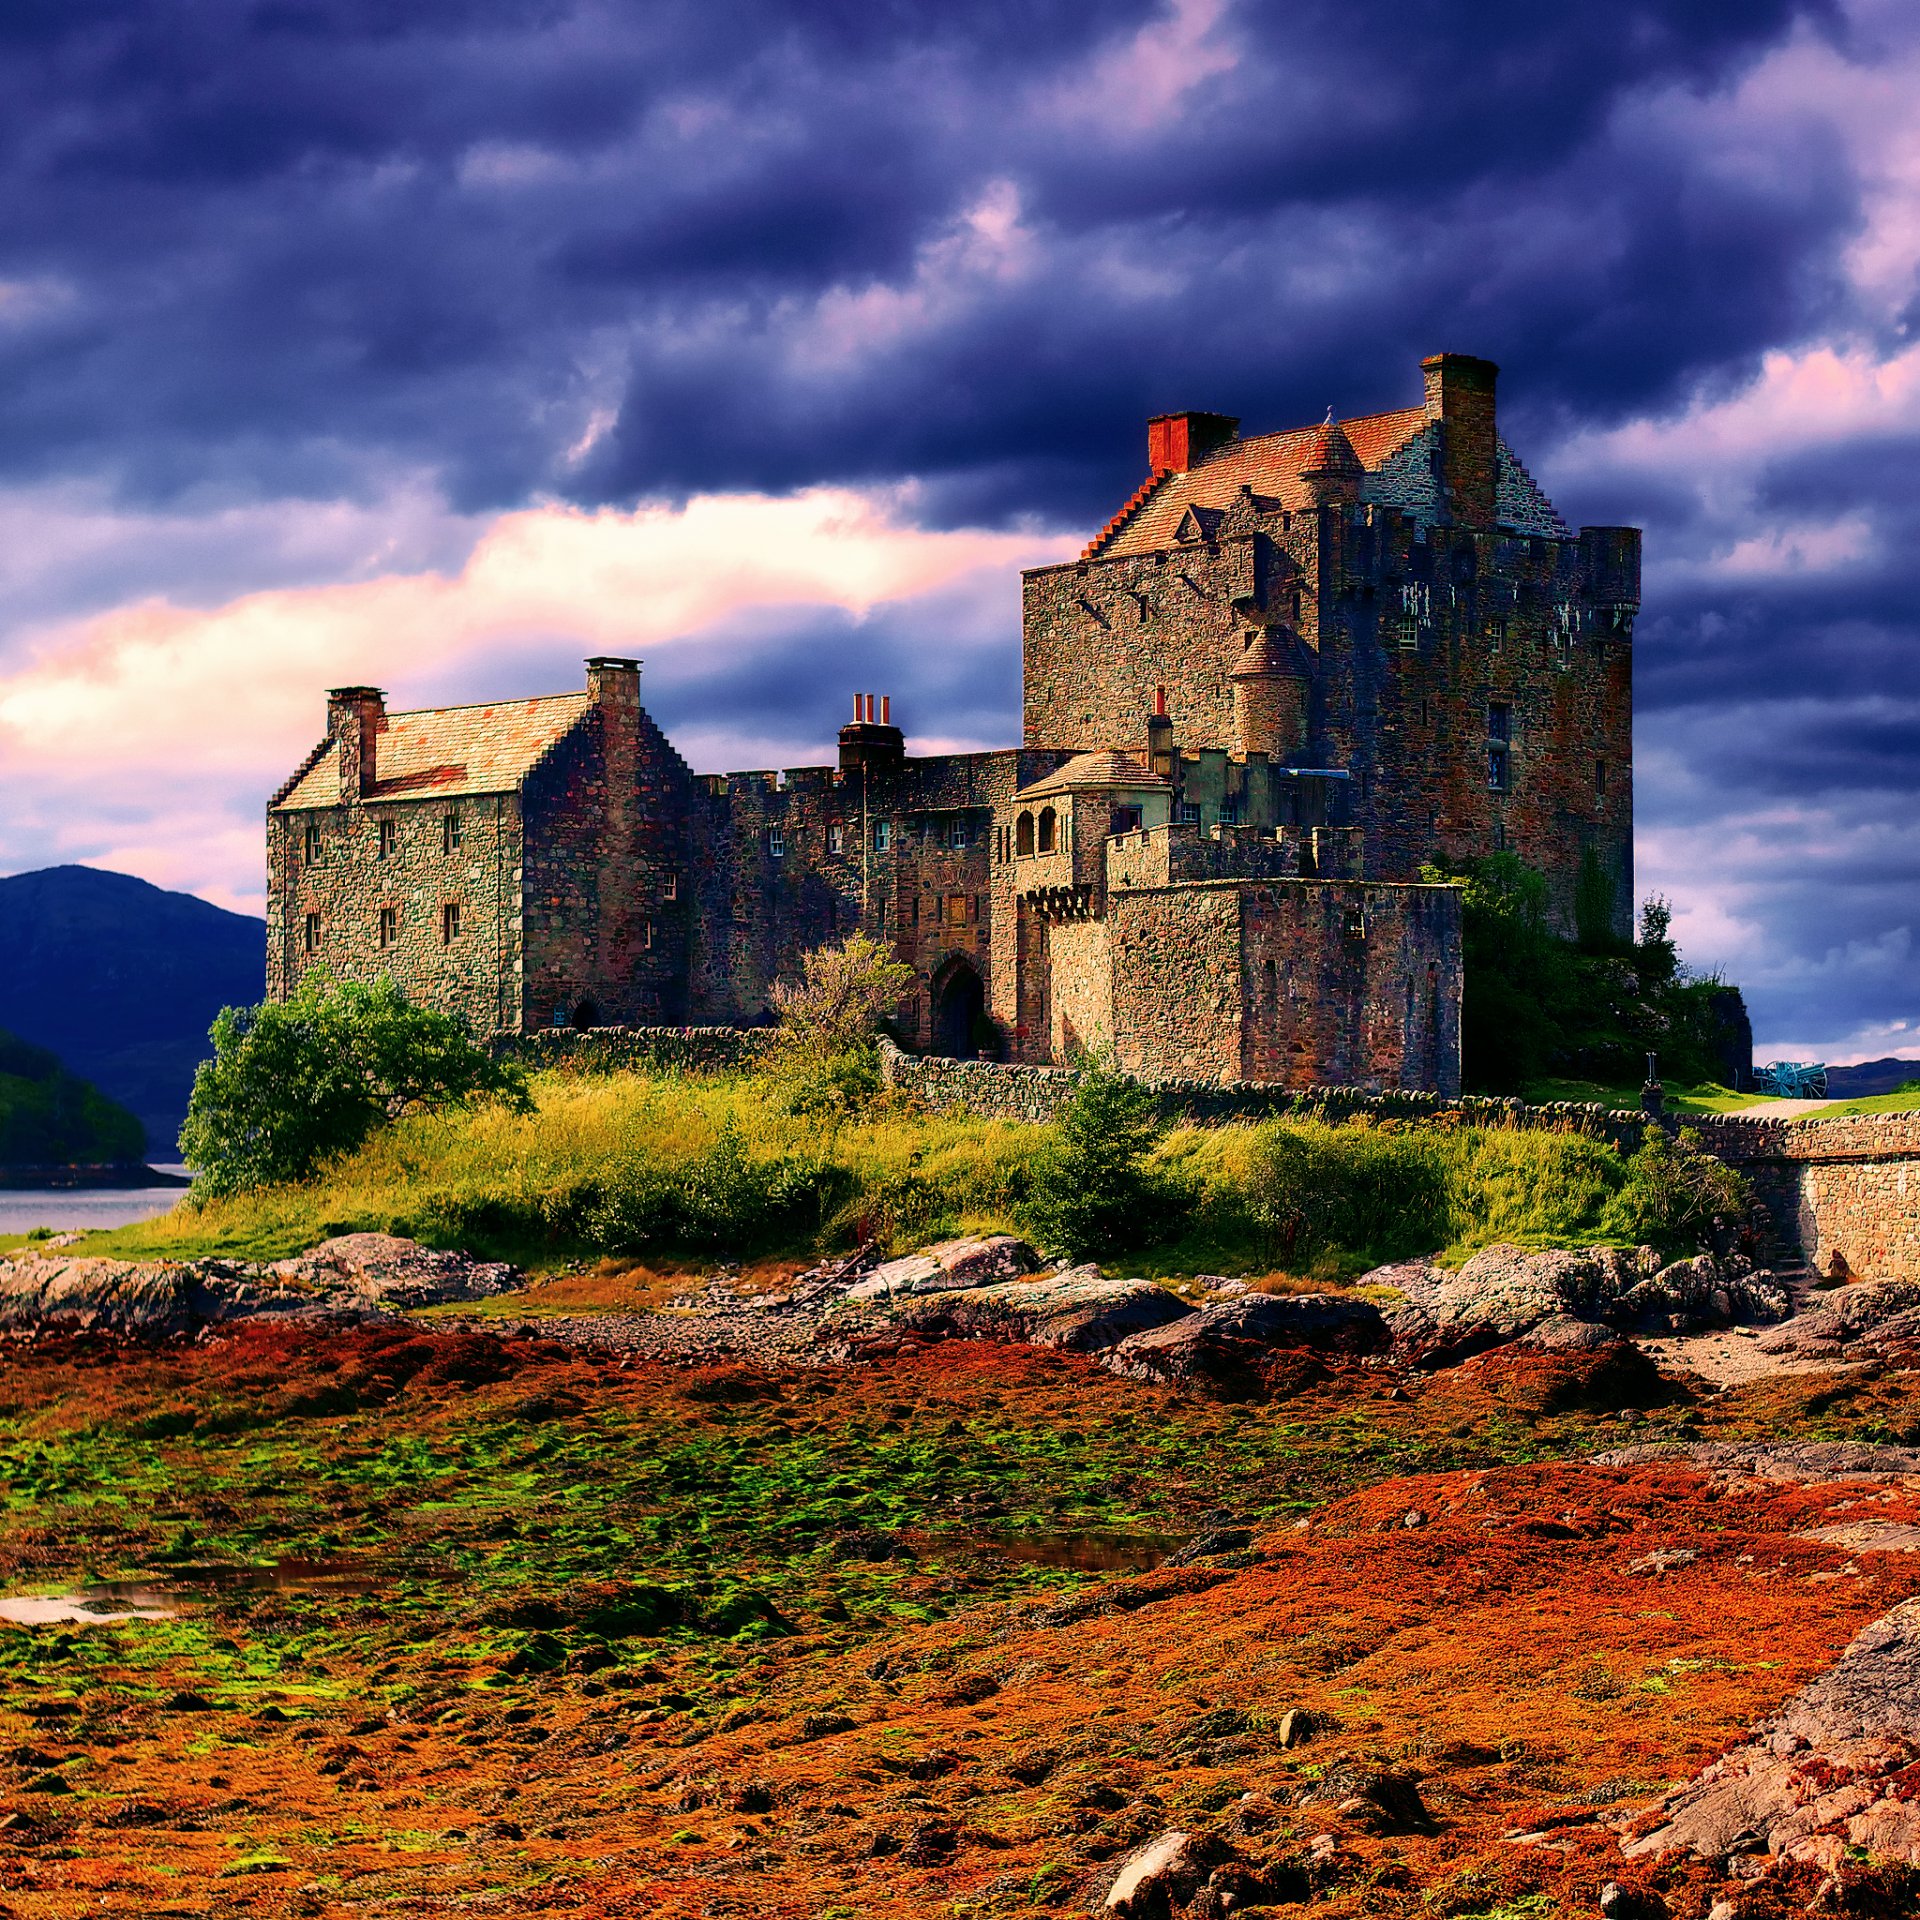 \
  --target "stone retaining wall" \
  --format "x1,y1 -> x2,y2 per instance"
876,1038 -> 1647,1143
1690,1112 -> 1920,1285
491,1026 -> 778,1075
